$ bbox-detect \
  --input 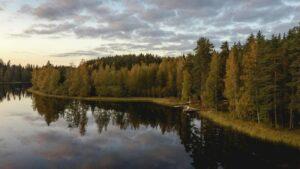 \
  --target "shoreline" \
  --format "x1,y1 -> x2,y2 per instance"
27,88 -> 300,149
27,88 -> 184,107
200,111 -> 300,149
0,82 -> 31,84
